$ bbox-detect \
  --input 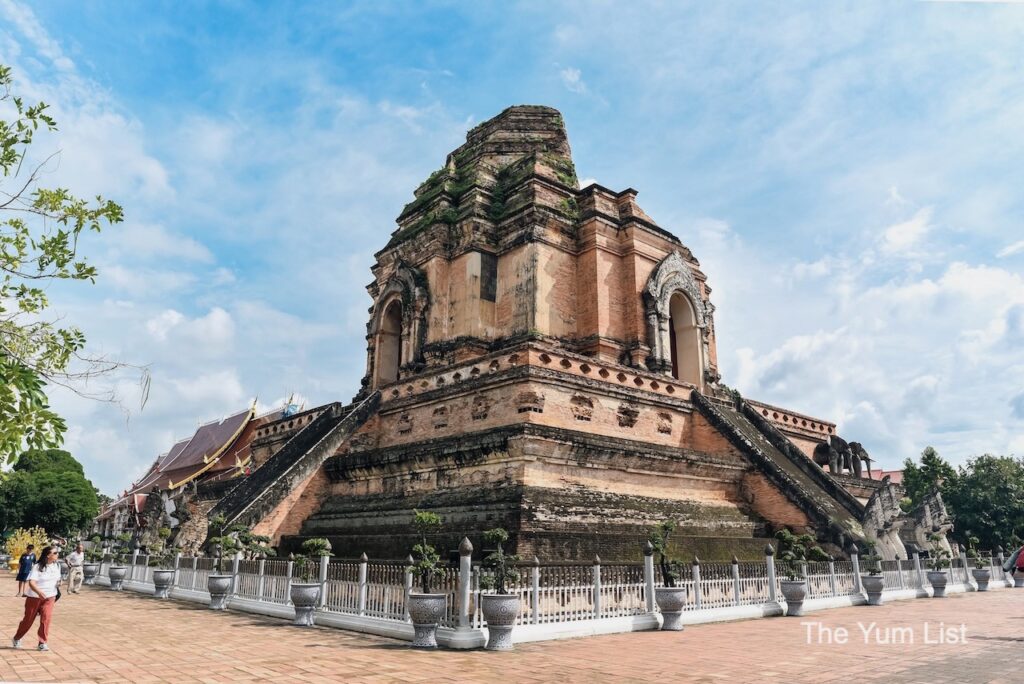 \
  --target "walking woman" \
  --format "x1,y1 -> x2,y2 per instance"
12,545 -> 61,651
